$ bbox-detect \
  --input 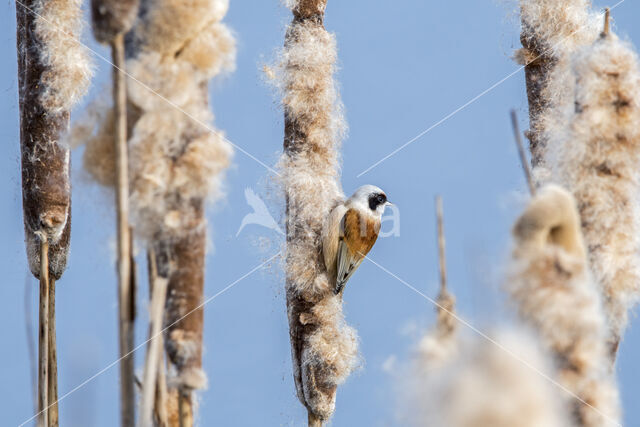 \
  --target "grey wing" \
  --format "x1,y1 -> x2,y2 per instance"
335,238 -> 363,295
